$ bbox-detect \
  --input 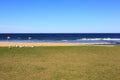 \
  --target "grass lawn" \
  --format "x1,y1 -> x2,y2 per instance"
0,46 -> 120,80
